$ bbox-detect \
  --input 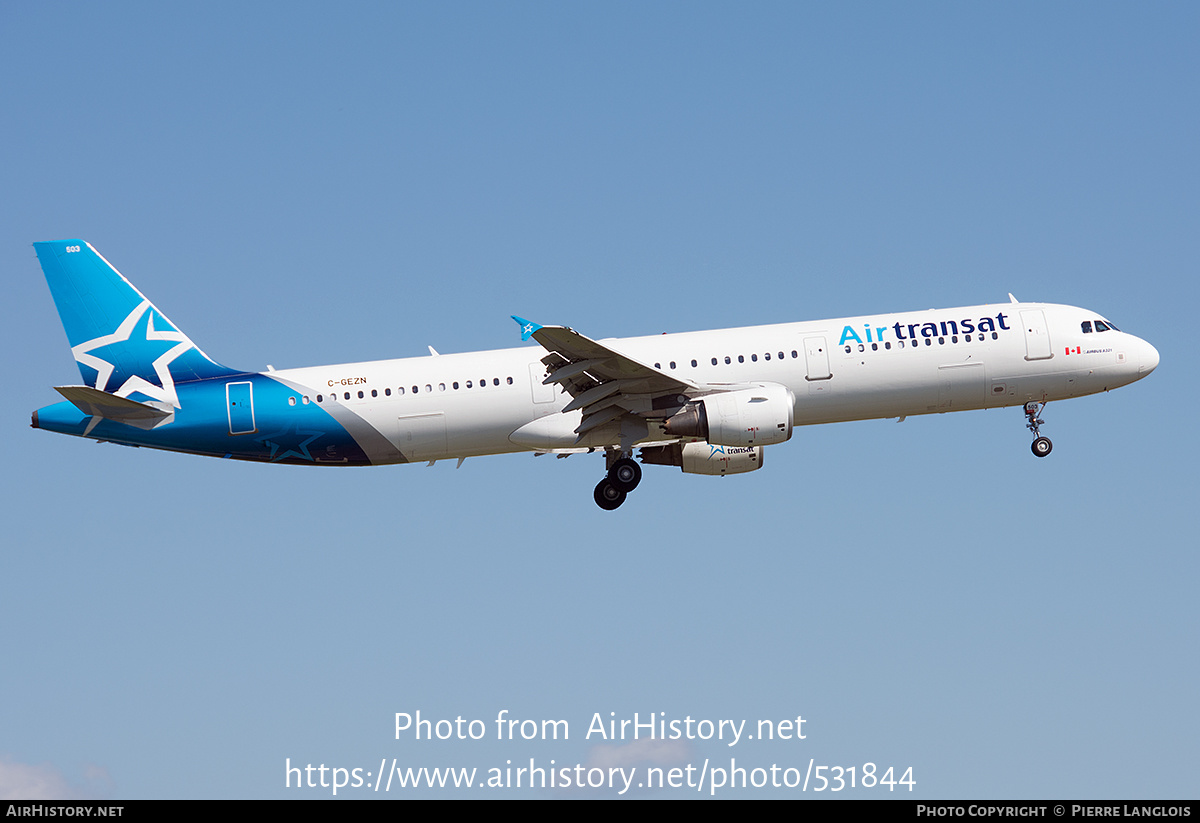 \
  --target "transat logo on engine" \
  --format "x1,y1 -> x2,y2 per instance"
839,312 -> 1012,346
708,444 -> 756,459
